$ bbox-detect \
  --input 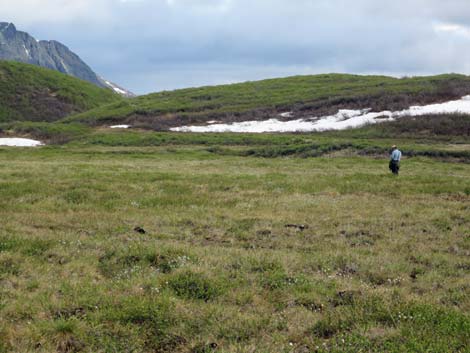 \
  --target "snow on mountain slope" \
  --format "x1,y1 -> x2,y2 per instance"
102,79 -> 135,97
